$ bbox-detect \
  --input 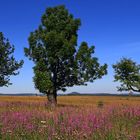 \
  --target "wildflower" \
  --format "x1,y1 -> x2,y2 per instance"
7,130 -> 12,134
20,132 -> 25,136
41,121 -> 46,124
41,125 -> 47,128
